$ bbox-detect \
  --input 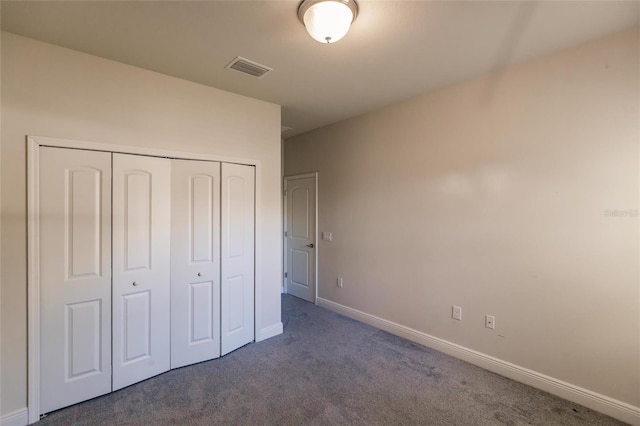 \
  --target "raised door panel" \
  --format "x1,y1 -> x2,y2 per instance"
40,147 -> 112,414
221,163 -> 255,355
123,172 -> 152,271
112,153 -> 171,390
122,291 -> 151,363
225,275 -> 245,333
290,187 -> 310,239
290,250 -> 310,288
190,281 -> 216,343
286,176 -> 316,302
66,300 -> 102,379
171,160 -> 221,368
